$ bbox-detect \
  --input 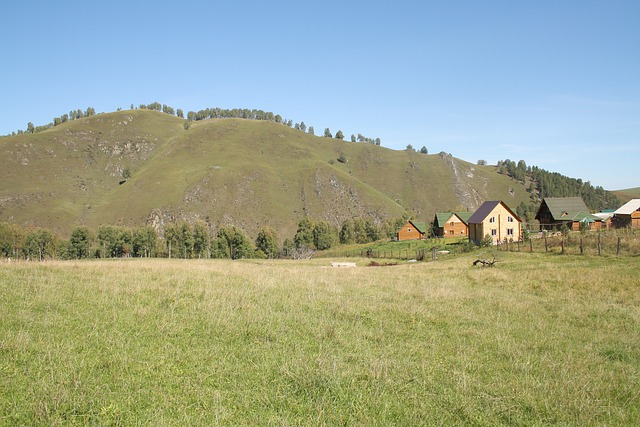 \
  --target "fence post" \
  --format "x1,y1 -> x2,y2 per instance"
544,233 -> 548,253
561,239 -> 565,254
580,237 -> 583,255
530,237 -> 533,252
598,230 -> 602,256
617,237 -> 621,256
